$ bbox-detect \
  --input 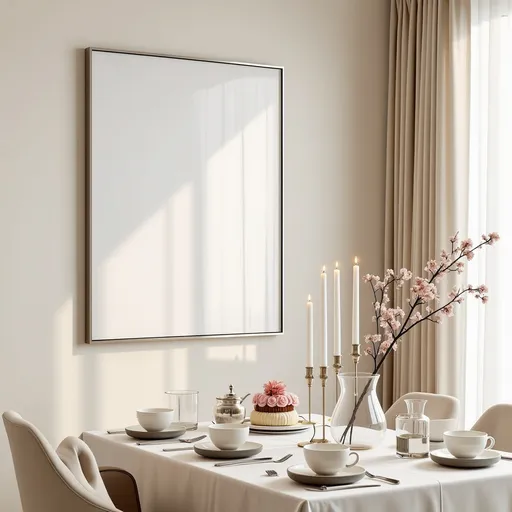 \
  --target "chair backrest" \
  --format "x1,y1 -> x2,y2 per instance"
3,411 -> 120,512
472,404 -> 512,452
385,392 -> 460,426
